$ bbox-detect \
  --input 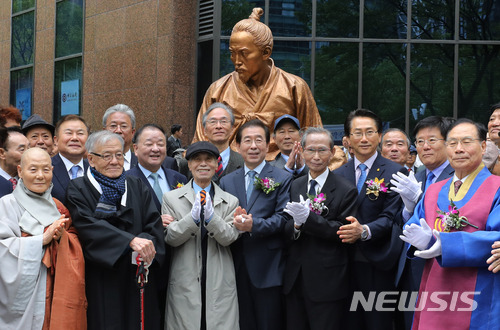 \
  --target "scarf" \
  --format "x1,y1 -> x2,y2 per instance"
90,166 -> 126,218
13,179 -> 61,236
